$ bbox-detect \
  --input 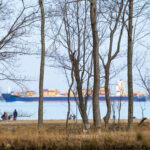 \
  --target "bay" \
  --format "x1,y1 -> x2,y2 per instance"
0,101 -> 149,120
